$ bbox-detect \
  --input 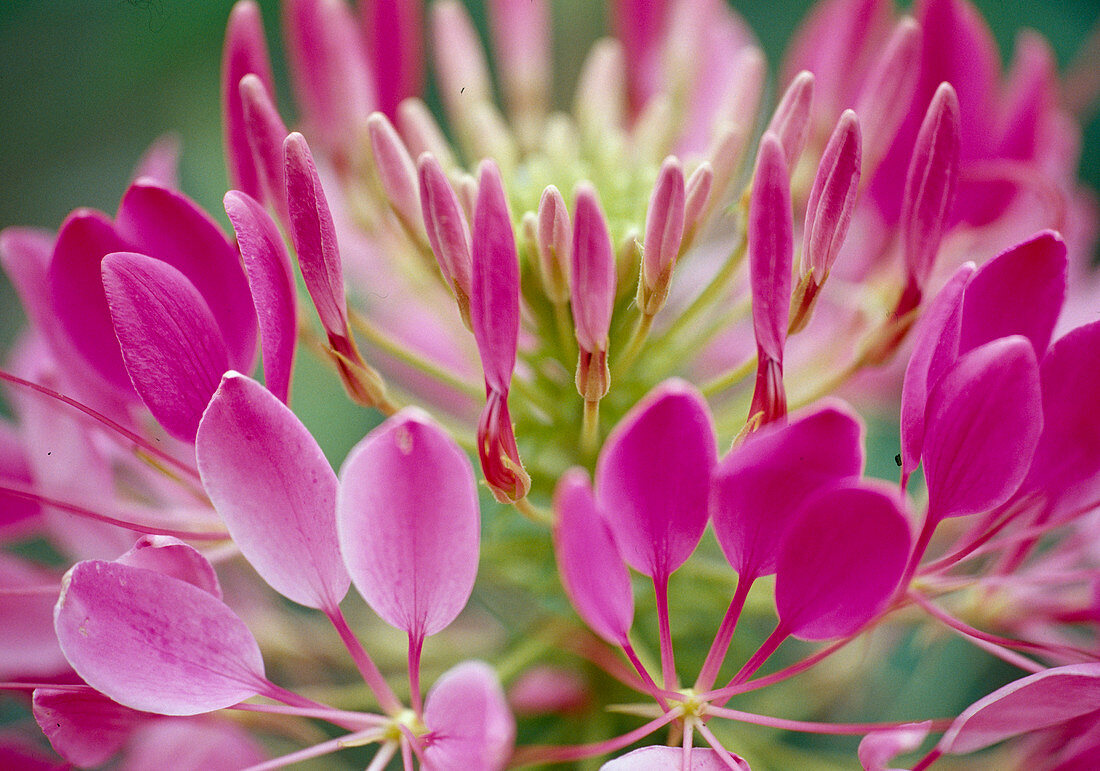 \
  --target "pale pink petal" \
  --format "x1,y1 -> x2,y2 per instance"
536,185 -> 571,303
958,230 -> 1067,358
610,0 -> 669,116
101,252 -> 230,444
114,180 -> 258,372
399,99 -> 457,169
368,112 -> 425,238
423,661 -> 515,771
856,17 -> 922,174
470,160 -> 519,393
571,184 -> 616,353
643,157 -> 686,293
602,746 -> 751,770
116,535 -> 222,599
361,0 -> 424,120
595,379 -> 717,579
337,409 -> 479,638
711,400 -> 865,580
899,263 -> 975,476
197,372 -> 349,611
802,111 -> 861,281
224,190 -> 298,403
776,480 -> 911,640
121,717 -> 266,771
0,421 -> 42,539
431,1 -> 493,121
765,71 -> 814,169
55,560 -> 265,715
858,722 -> 932,771
419,153 -> 473,301
488,0 -> 551,135
923,336 -> 1042,521
552,469 -> 633,645
222,0 -> 276,201
0,554 -> 67,679
940,663 -> 1100,754
240,74 -> 291,225
33,688 -> 148,768
508,666 -> 588,716
131,133 -> 181,190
